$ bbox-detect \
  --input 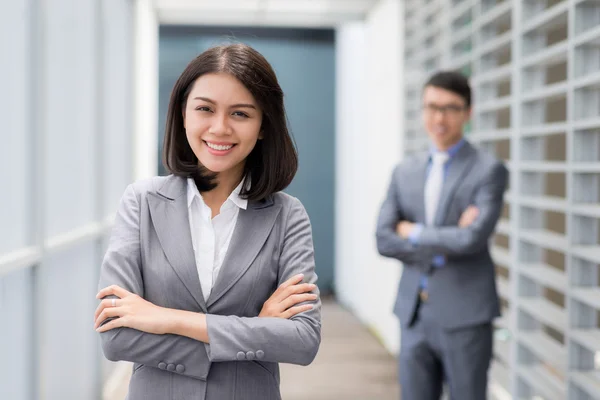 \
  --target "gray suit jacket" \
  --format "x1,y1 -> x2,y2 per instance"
97,175 -> 321,400
376,140 -> 508,330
